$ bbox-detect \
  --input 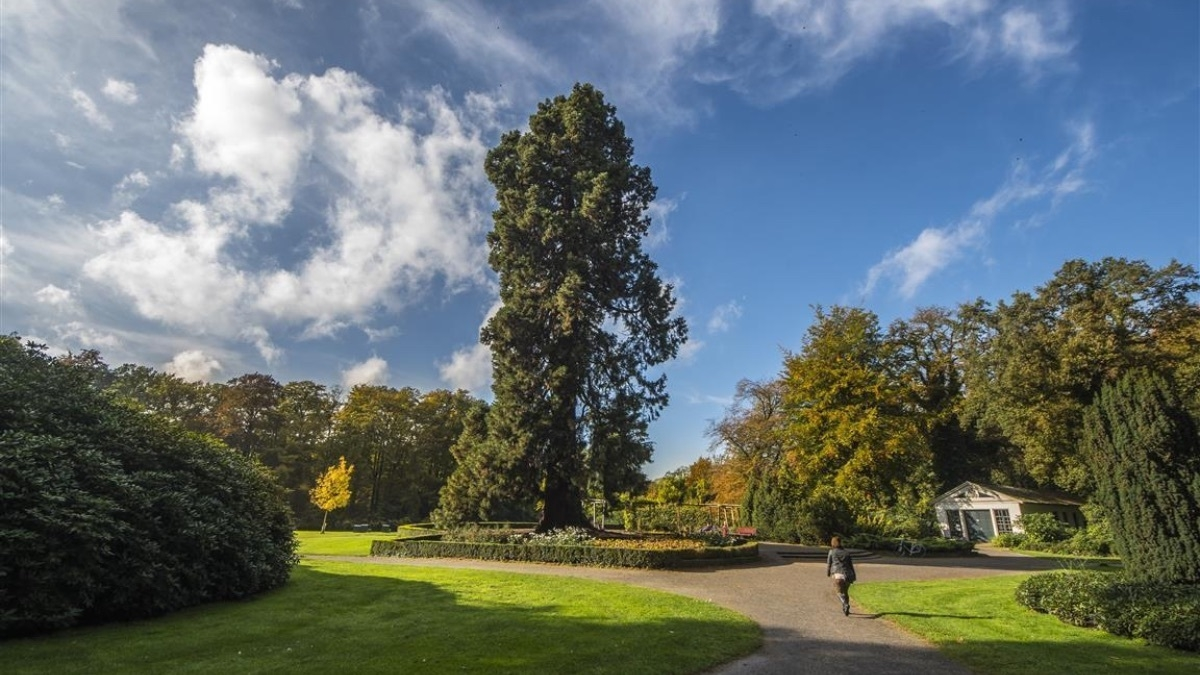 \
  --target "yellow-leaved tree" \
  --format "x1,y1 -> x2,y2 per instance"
310,456 -> 354,534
